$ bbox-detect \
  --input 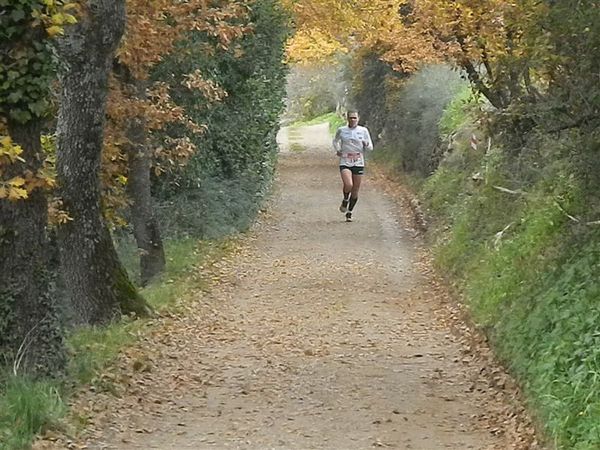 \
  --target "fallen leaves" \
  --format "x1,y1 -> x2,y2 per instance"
34,127 -> 540,450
